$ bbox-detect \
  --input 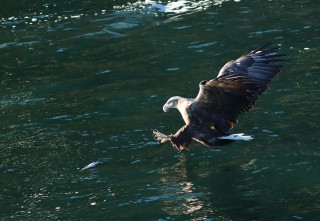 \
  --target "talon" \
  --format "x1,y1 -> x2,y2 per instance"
153,130 -> 167,139
173,144 -> 181,152
153,129 -> 170,143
